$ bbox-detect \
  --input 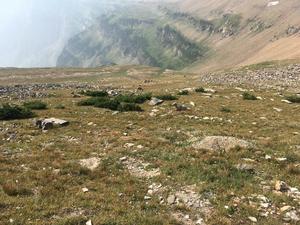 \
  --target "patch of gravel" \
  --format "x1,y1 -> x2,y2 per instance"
120,157 -> 161,178
198,64 -> 300,89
